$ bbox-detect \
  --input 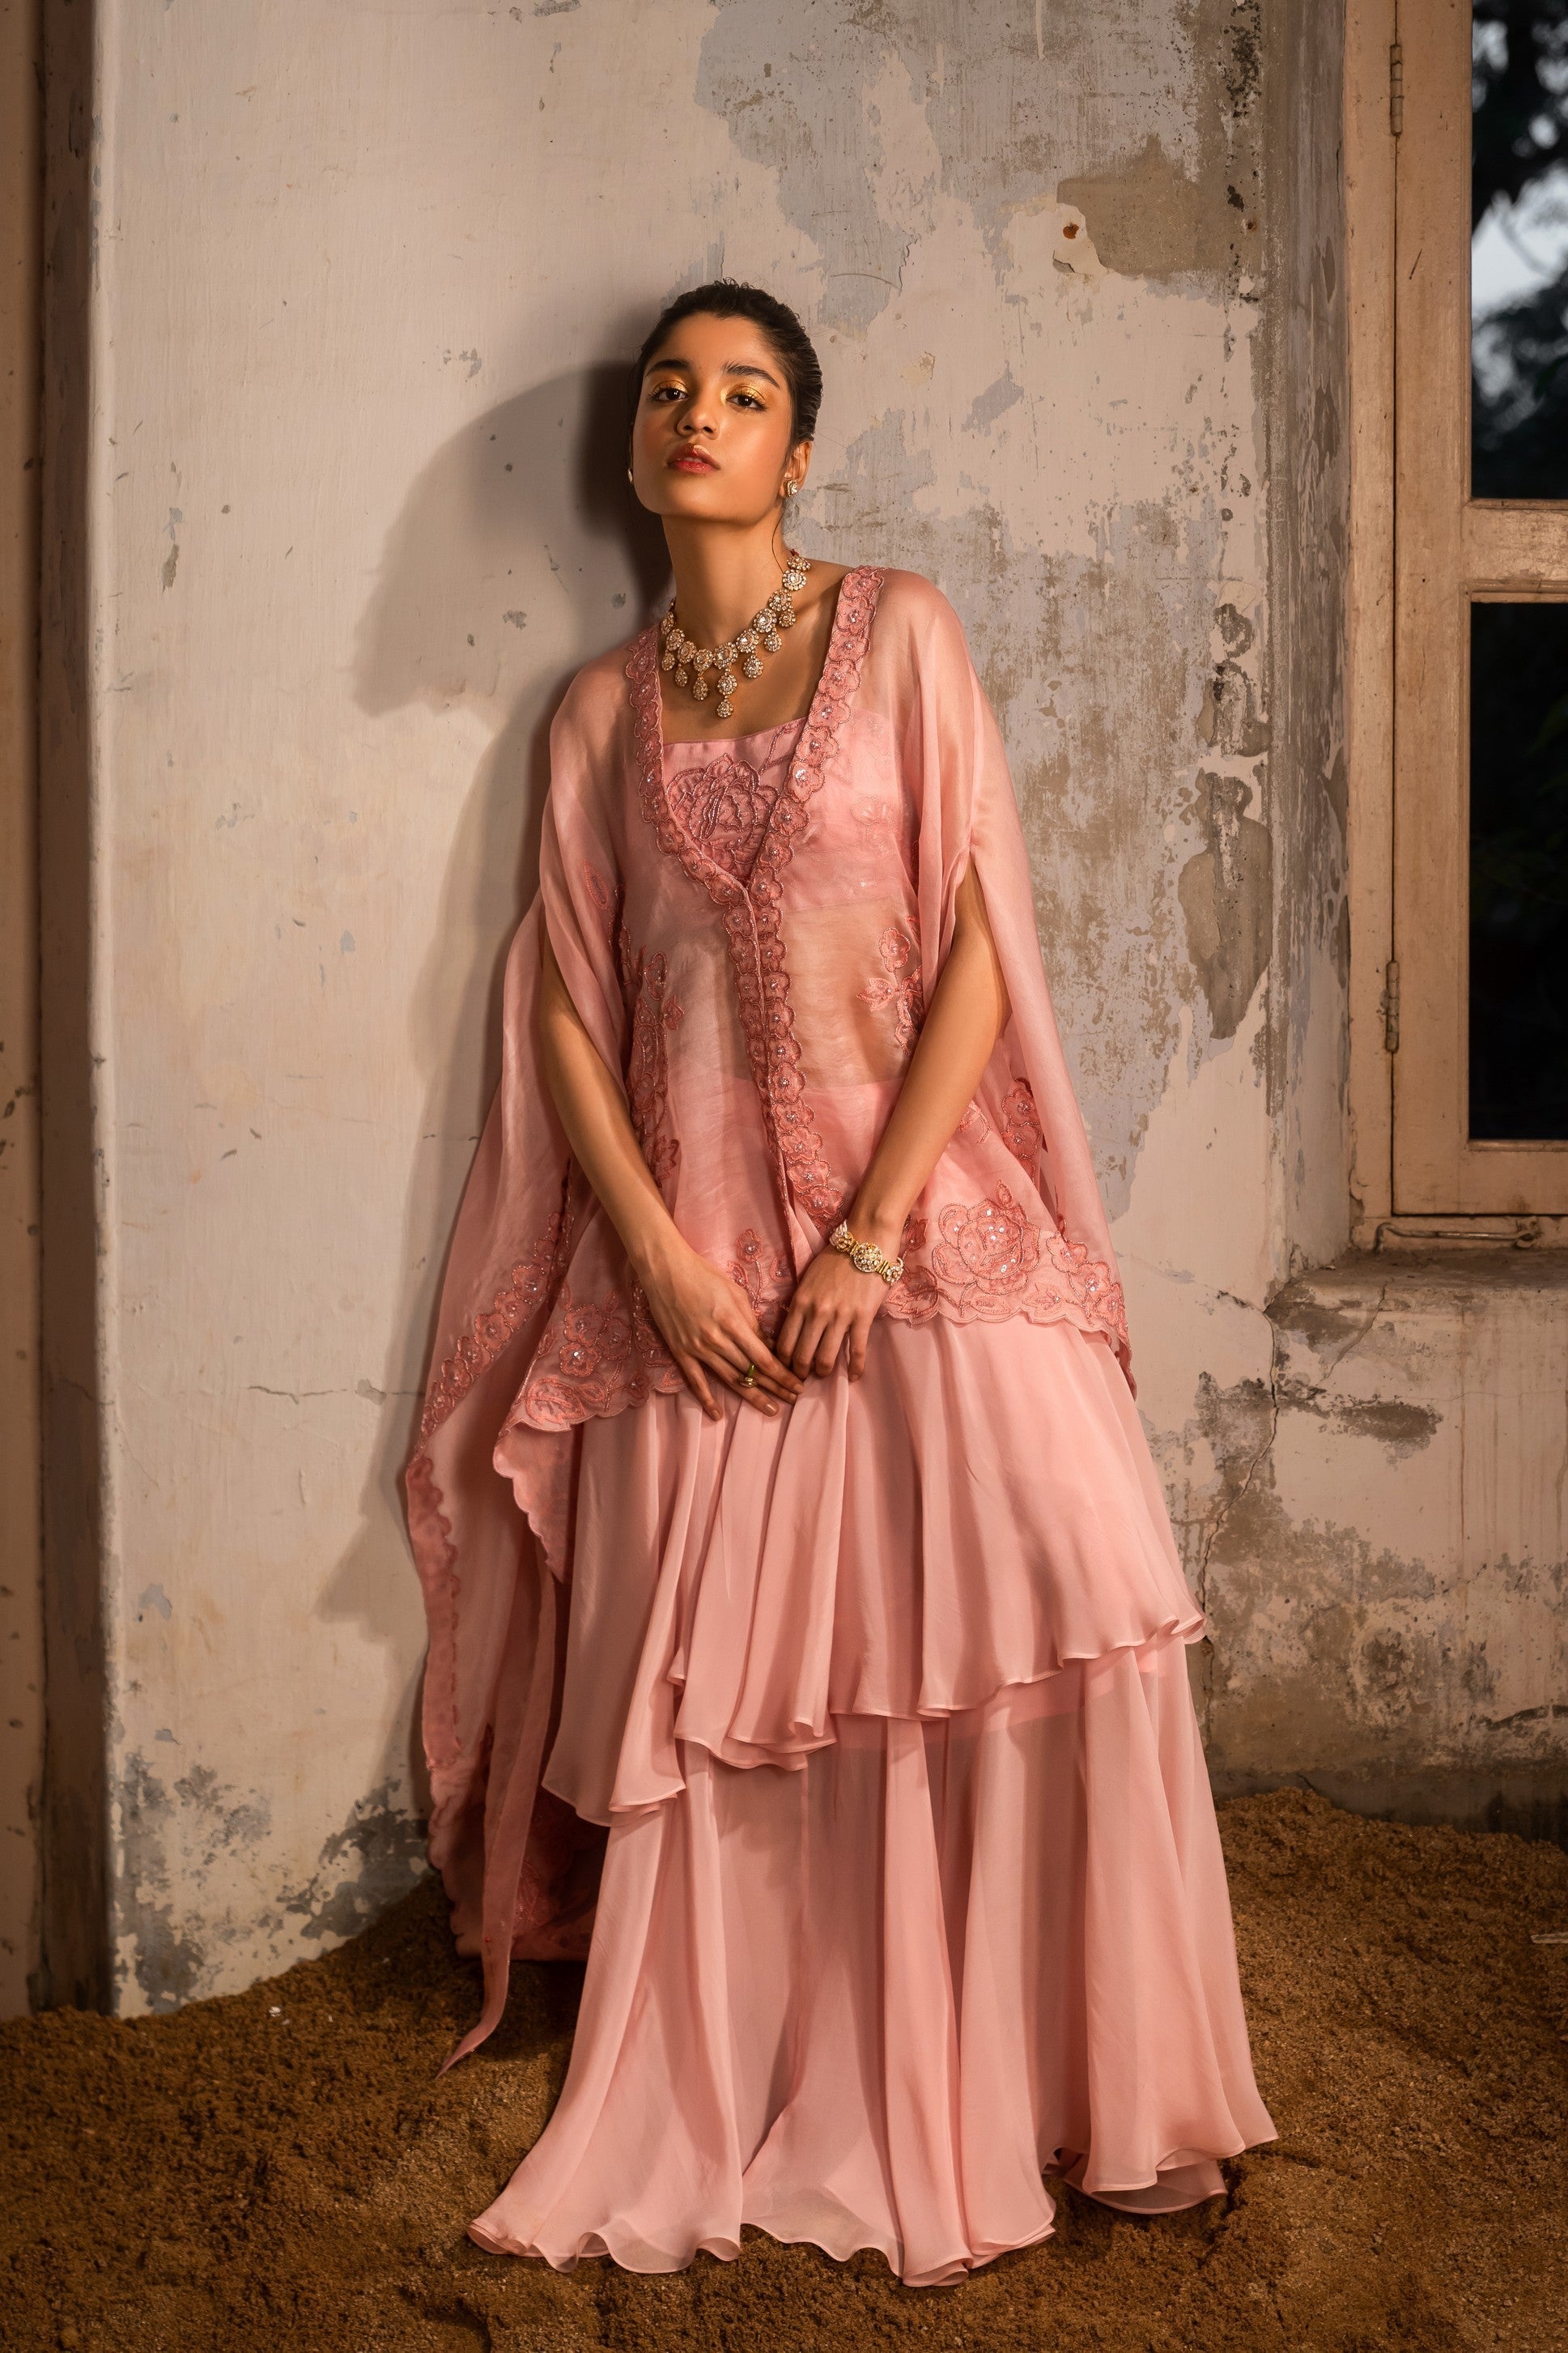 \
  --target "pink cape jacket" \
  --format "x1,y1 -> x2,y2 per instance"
404,564 -> 1136,2066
